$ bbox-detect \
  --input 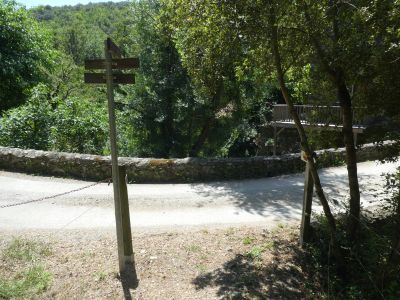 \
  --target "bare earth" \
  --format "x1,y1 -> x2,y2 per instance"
0,226 -> 319,300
